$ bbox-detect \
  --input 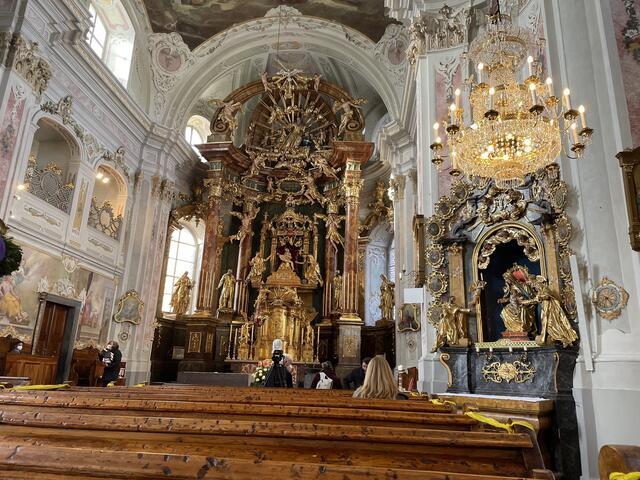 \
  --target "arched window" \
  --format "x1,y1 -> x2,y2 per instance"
185,125 -> 204,146
86,1 -> 135,87
161,227 -> 198,313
